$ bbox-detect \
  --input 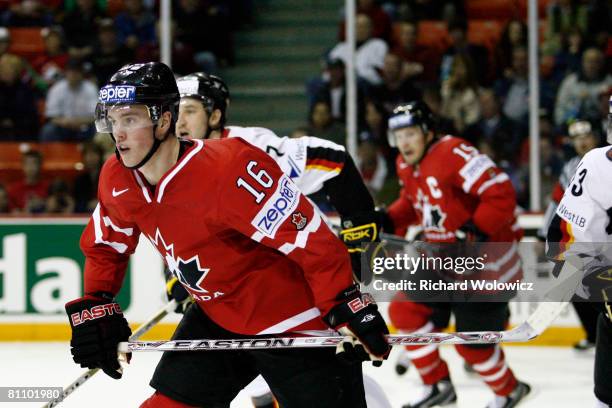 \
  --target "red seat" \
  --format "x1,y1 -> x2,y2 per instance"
0,142 -> 83,185
468,20 -> 504,51
416,20 -> 449,49
8,28 -> 45,59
